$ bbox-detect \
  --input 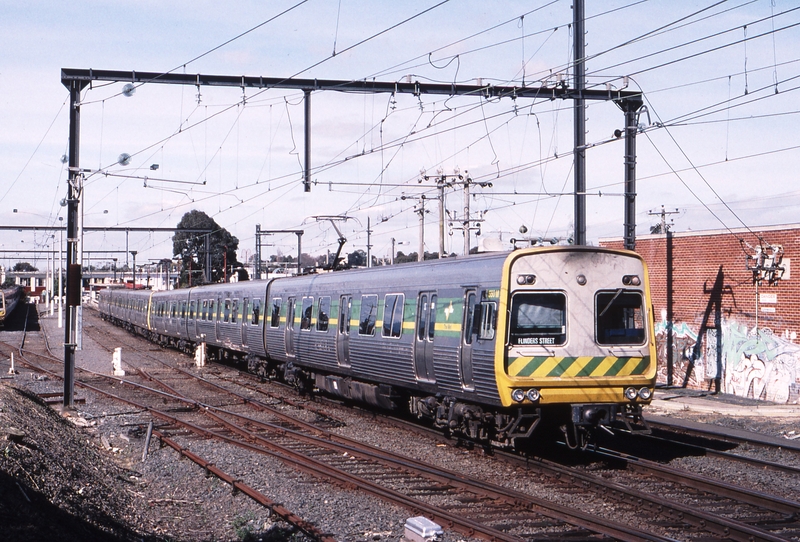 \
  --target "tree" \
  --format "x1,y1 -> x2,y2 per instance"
172,210 -> 241,286
12,262 -> 37,272
346,249 -> 367,268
